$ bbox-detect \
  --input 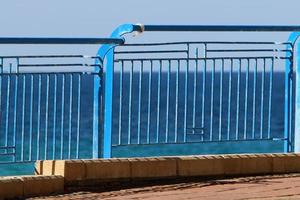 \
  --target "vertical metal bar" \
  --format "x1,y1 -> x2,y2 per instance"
60,74 -> 65,159
192,49 -> 199,132
156,60 -> 162,143
137,61 -> 143,144
219,59 -> 224,140
29,74 -> 34,161
260,59 -> 266,139
92,59 -> 101,159
226,59 -> 233,140
0,60 -> 2,148
52,75 -> 57,159
20,75 -> 26,161
102,49 -> 114,158
289,59 -> 293,151
5,69 -> 11,149
128,61 -> 133,145
165,60 -> 171,143
210,59 -> 215,141
76,74 -> 81,159
68,74 -> 73,159
118,61 -> 123,145
227,59 -> 233,140
12,74 -> 18,162
244,59 -> 249,139
175,60 -> 179,143
45,74 -> 49,159
252,59 -> 257,139
267,58 -> 274,138
201,44 -> 207,141
183,45 -> 189,142
293,36 -> 300,152
147,61 -> 152,144
183,60 -> 189,143
4,64 -> 12,152
37,74 -> 41,160
284,53 -> 292,153
235,59 -> 241,139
